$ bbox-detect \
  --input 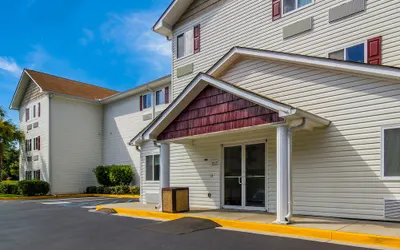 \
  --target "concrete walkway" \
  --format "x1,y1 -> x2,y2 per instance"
99,202 -> 400,249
